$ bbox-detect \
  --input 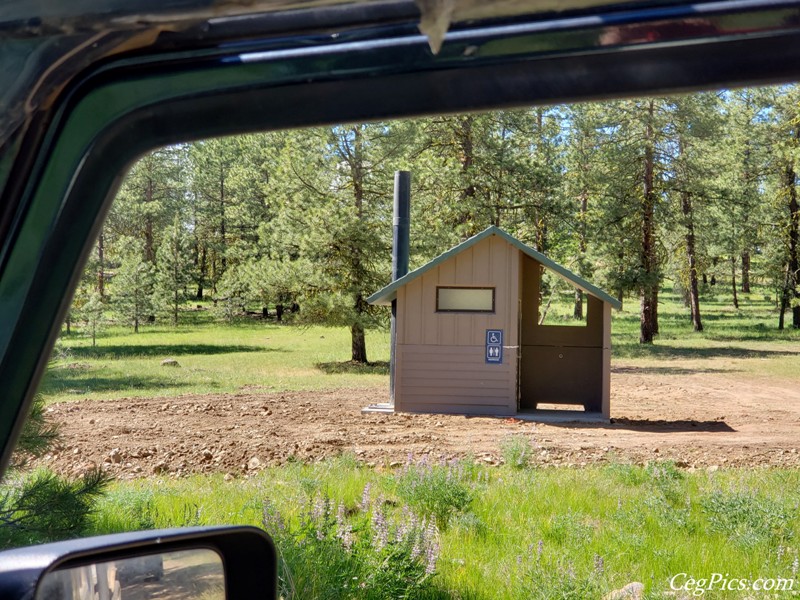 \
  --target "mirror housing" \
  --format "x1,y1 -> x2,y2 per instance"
0,526 -> 277,600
